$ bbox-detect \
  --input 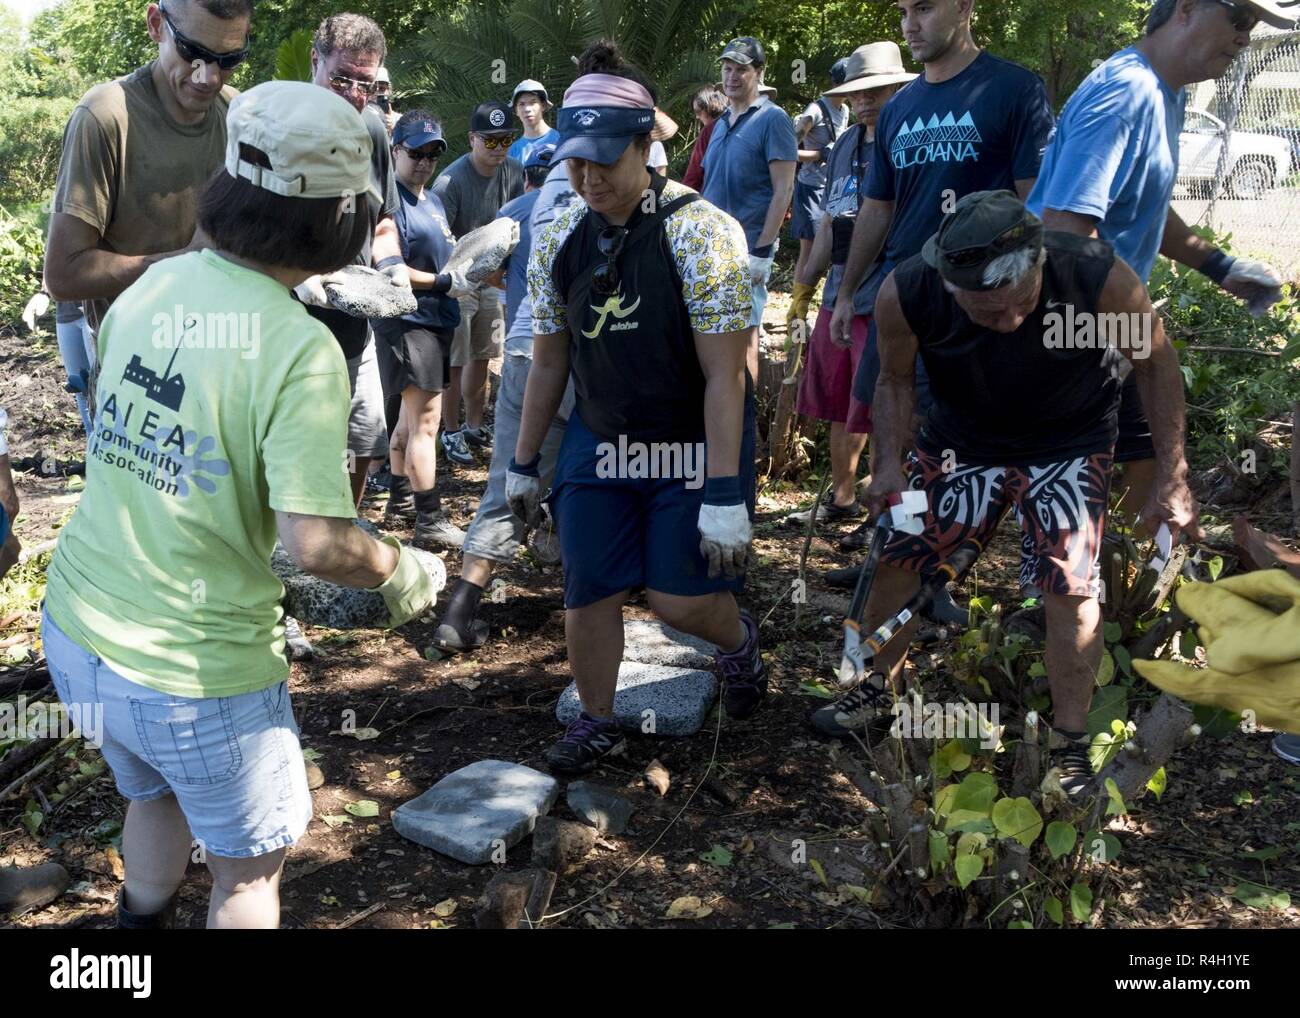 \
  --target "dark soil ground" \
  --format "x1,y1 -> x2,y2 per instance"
2,307 -> 1298,930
